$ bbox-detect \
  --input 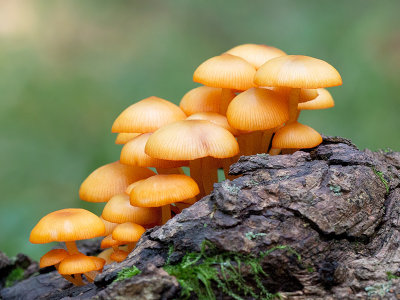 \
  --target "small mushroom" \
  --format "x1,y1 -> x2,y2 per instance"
112,222 -> 146,252
115,133 -> 141,145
